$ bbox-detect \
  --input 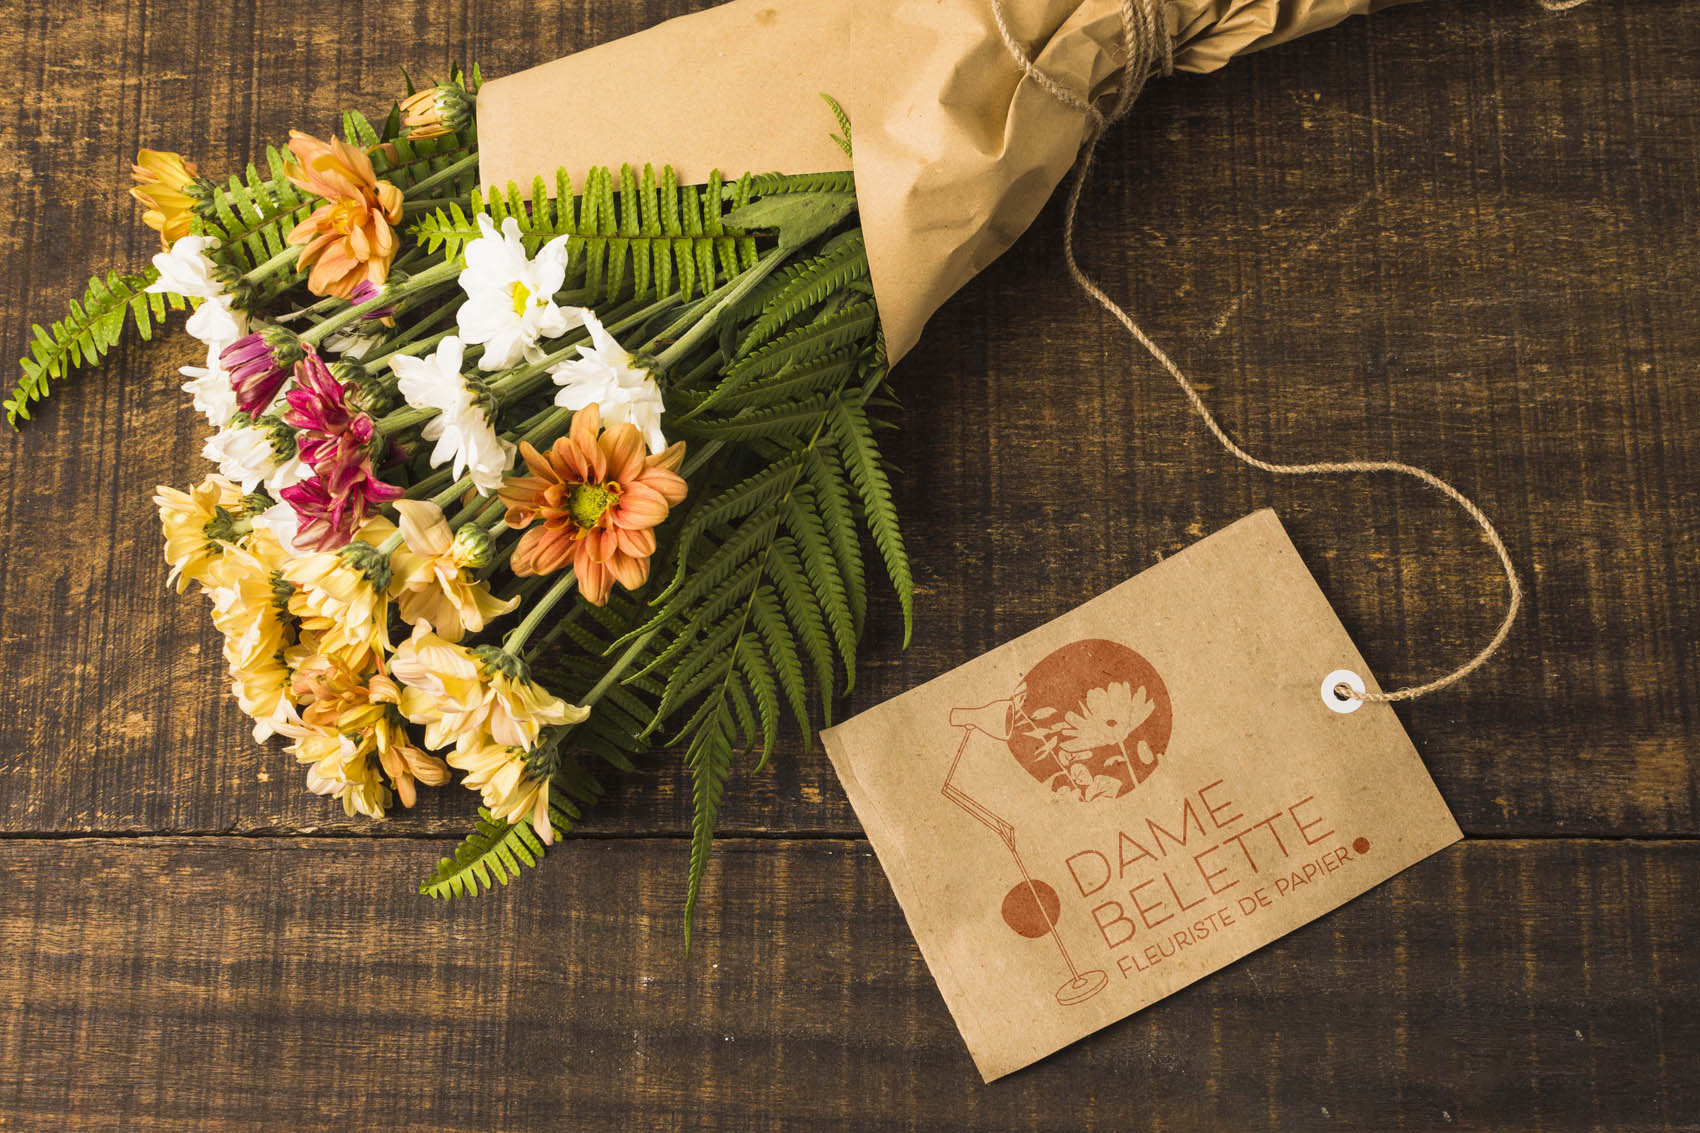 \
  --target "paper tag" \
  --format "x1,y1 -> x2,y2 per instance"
821,510 -> 1461,1081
